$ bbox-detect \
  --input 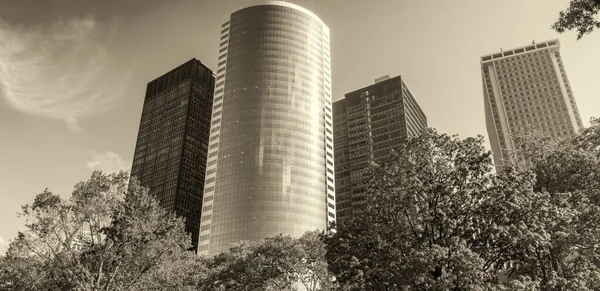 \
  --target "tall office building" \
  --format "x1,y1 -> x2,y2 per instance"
481,39 -> 583,169
131,59 -> 215,251
333,75 -> 427,222
198,1 -> 334,255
